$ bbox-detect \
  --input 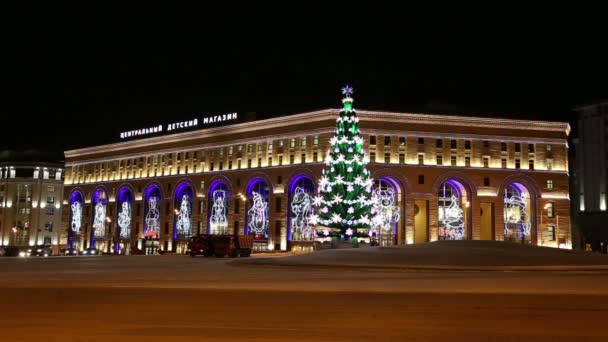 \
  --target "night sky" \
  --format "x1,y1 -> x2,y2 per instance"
4,4 -> 607,151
